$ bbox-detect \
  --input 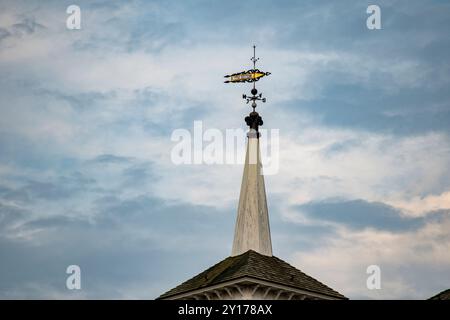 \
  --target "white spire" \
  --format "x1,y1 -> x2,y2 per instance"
231,129 -> 272,257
